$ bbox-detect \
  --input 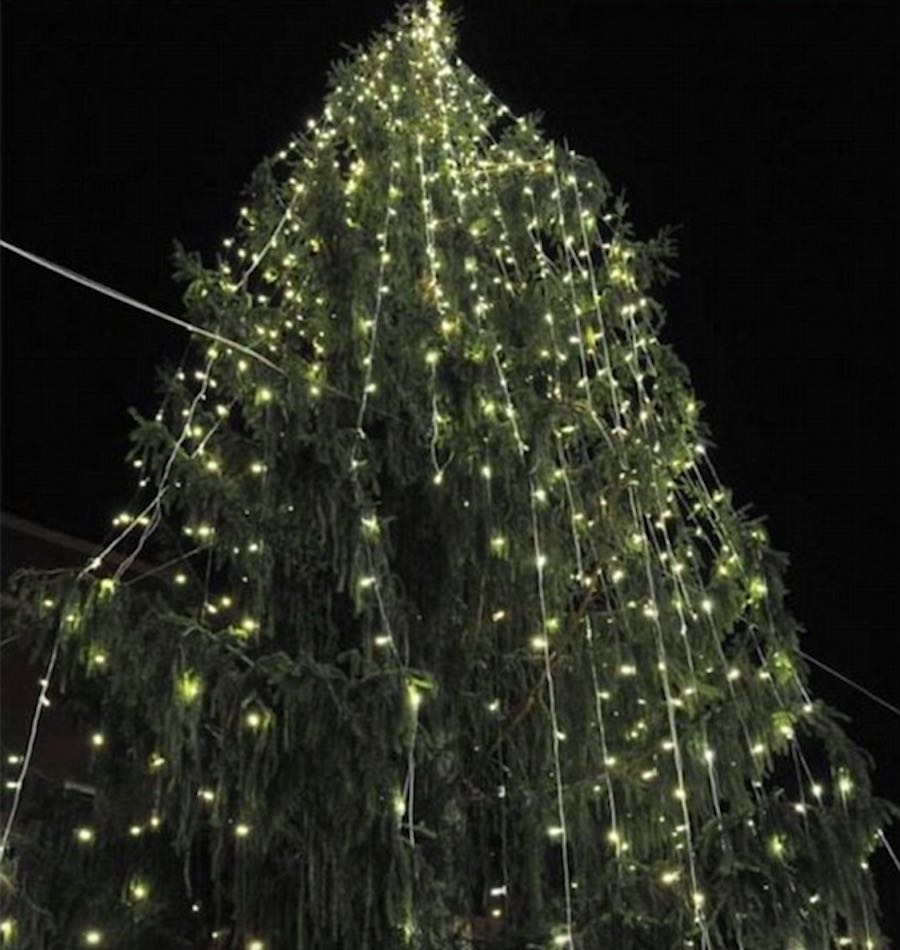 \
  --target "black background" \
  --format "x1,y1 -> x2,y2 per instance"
2,0 -> 899,927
